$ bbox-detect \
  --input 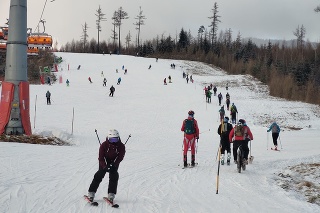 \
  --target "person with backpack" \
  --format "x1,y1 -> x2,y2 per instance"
88,77 -> 92,83
206,90 -> 212,103
109,85 -> 115,97
219,106 -> 225,122
87,129 -> 126,204
181,110 -> 200,167
217,117 -> 233,165
229,119 -> 253,165
267,122 -> 281,150
218,92 -> 223,106
230,103 -> 238,124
